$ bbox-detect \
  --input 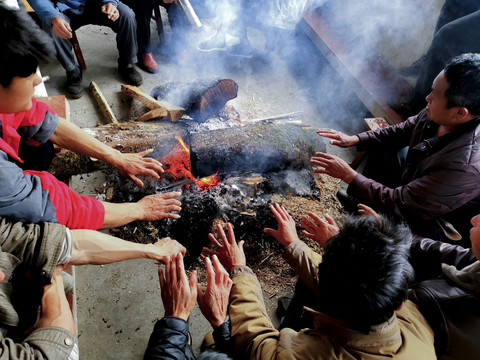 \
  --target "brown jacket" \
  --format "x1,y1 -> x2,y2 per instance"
351,110 -> 480,242
229,241 -> 436,359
